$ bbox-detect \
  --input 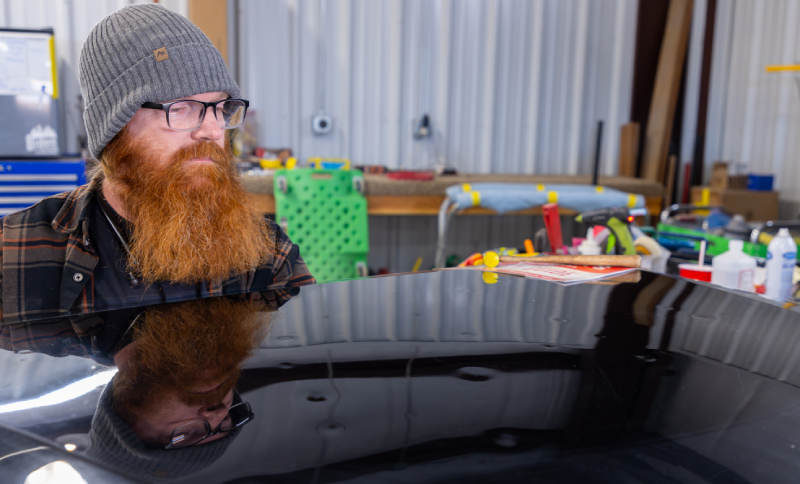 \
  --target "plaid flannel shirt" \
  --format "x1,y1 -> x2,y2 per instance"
0,178 -> 315,357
